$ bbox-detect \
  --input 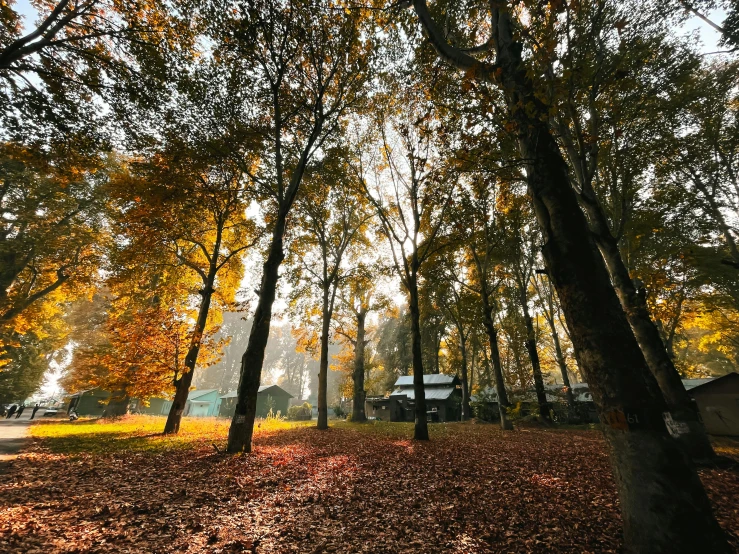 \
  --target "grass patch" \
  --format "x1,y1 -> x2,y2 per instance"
712,436 -> 739,460
30,415 -> 303,455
